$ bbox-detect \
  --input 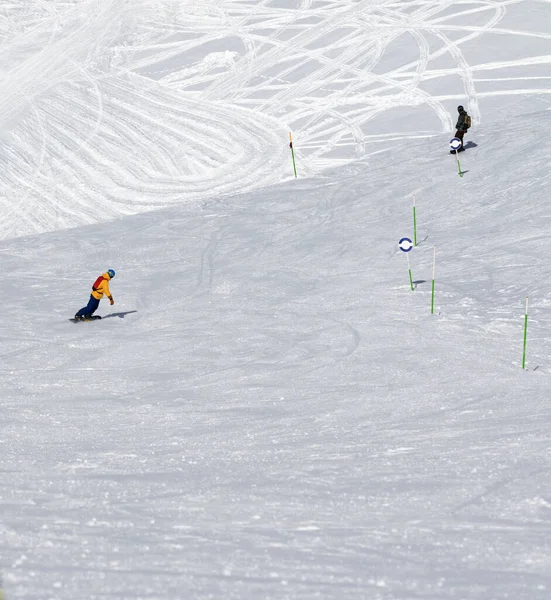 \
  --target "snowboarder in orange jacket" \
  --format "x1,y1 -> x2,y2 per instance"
74,269 -> 115,320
